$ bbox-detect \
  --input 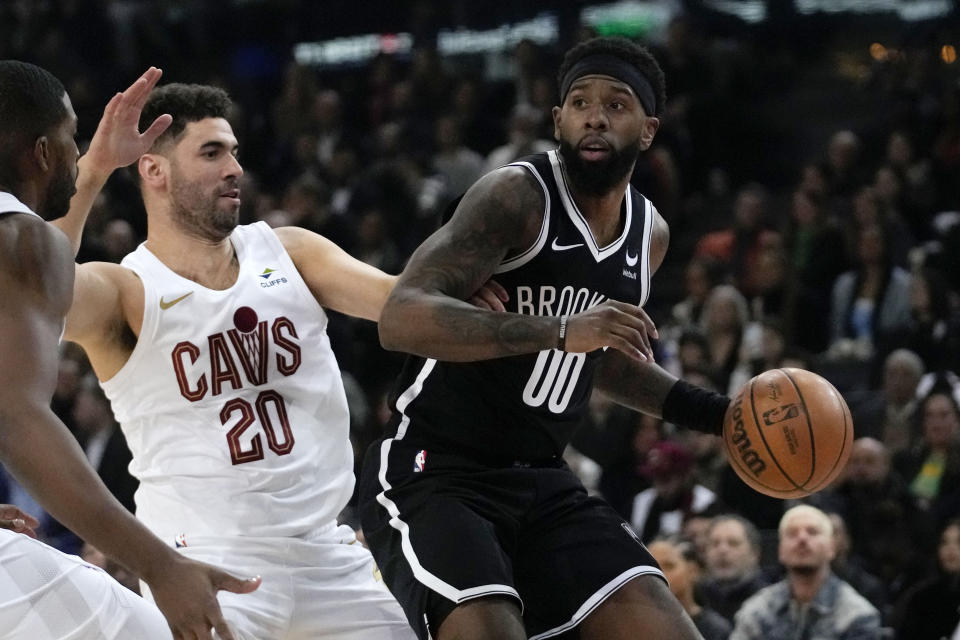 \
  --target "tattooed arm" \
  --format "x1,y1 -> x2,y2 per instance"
379,166 -> 659,362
